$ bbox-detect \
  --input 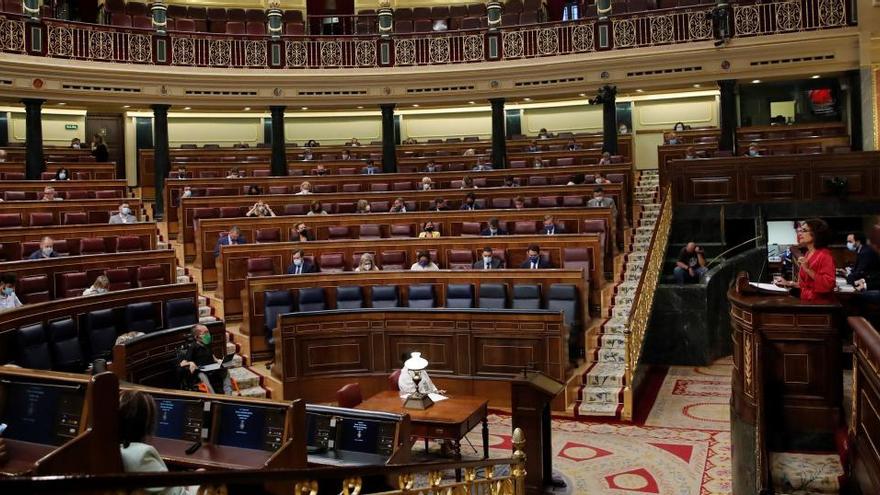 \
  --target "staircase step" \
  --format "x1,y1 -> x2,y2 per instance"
582,362 -> 625,386
199,315 -> 218,323
770,452 -> 843,495
198,306 -> 212,317
198,296 -> 208,306
576,400 -> 622,417
237,386 -> 268,398
229,366 -> 261,390
595,347 -> 626,363
225,342 -> 237,355
598,333 -> 626,348
602,317 -> 628,334
578,385 -> 623,404
176,275 -> 191,284
176,266 -> 187,277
